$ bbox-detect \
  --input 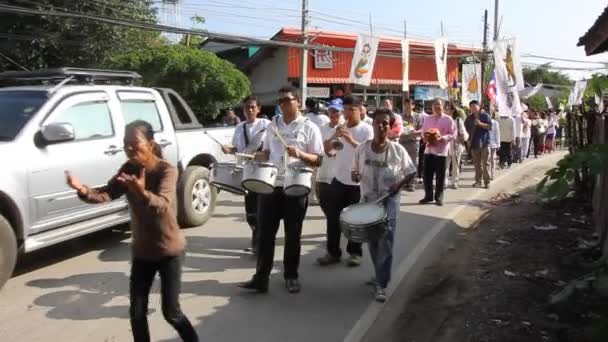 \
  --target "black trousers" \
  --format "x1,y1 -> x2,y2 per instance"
255,187 -> 308,280
499,142 -> 513,166
322,179 -> 362,258
244,192 -> 258,248
531,134 -> 541,157
417,142 -> 426,178
423,154 -> 447,201
130,255 -> 198,342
